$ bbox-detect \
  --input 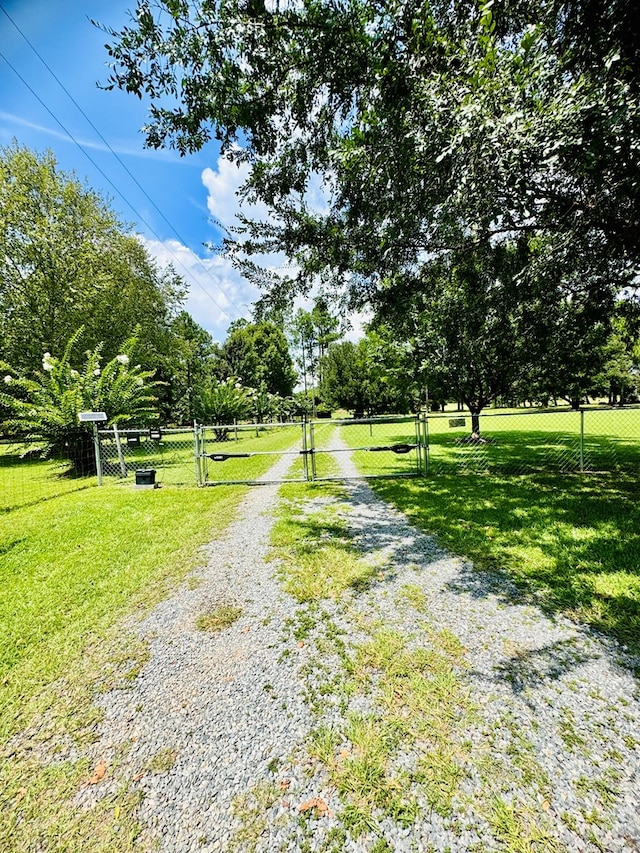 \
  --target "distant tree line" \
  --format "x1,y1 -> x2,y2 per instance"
0,144 -> 300,470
